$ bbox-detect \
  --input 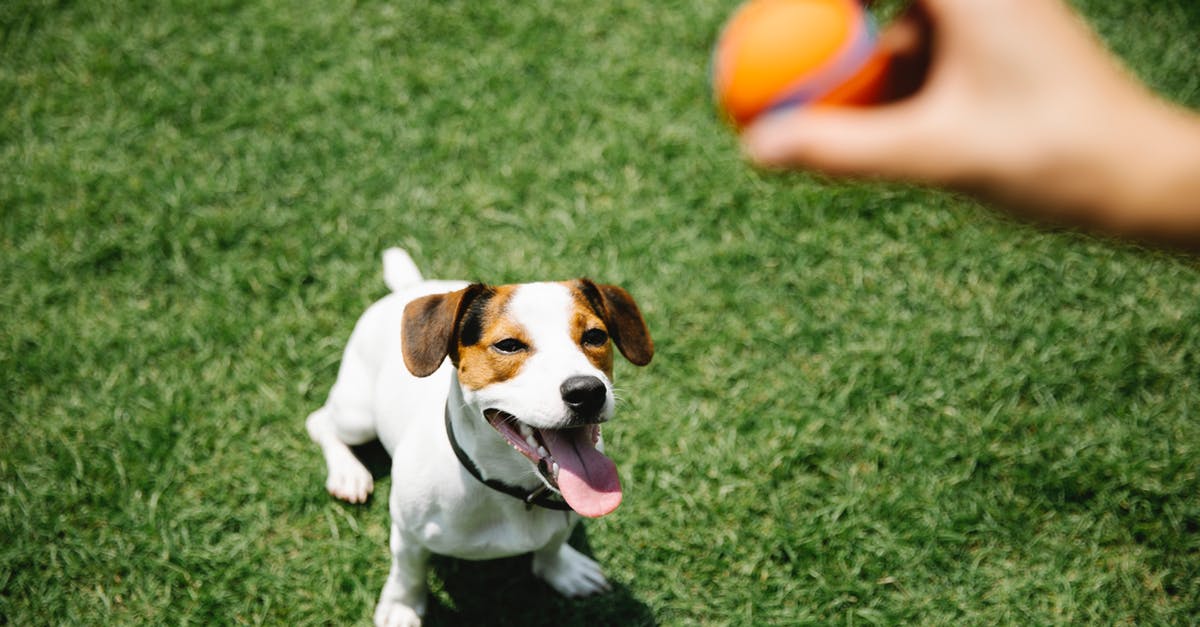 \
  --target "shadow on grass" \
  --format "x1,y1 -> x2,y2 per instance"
348,440 -> 657,627
351,439 -> 395,483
